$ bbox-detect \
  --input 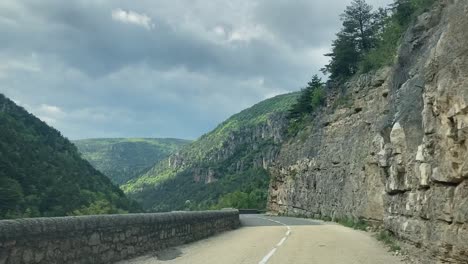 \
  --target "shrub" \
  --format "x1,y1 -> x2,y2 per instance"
376,230 -> 402,252
337,217 -> 368,231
